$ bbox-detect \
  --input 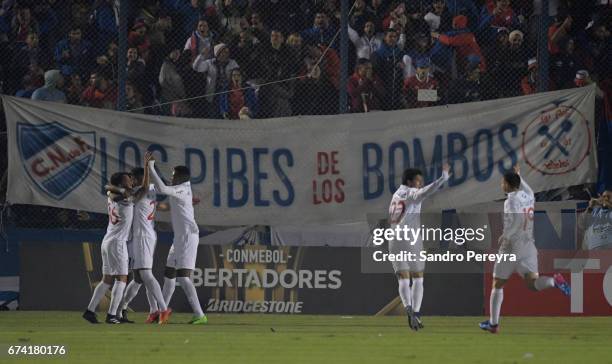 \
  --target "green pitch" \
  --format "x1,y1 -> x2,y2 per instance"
1,312 -> 611,364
